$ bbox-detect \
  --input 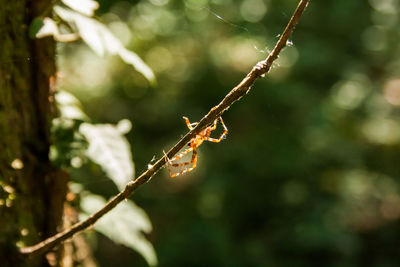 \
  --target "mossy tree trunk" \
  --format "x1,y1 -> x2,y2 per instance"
0,1 -> 67,266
